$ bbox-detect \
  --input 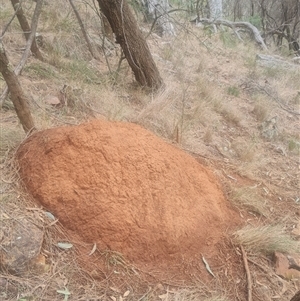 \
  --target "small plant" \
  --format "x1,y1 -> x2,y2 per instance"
248,15 -> 261,29
227,86 -> 240,97
219,31 -> 237,48
63,60 -> 99,84
288,139 -> 300,155
233,225 -> 299,255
